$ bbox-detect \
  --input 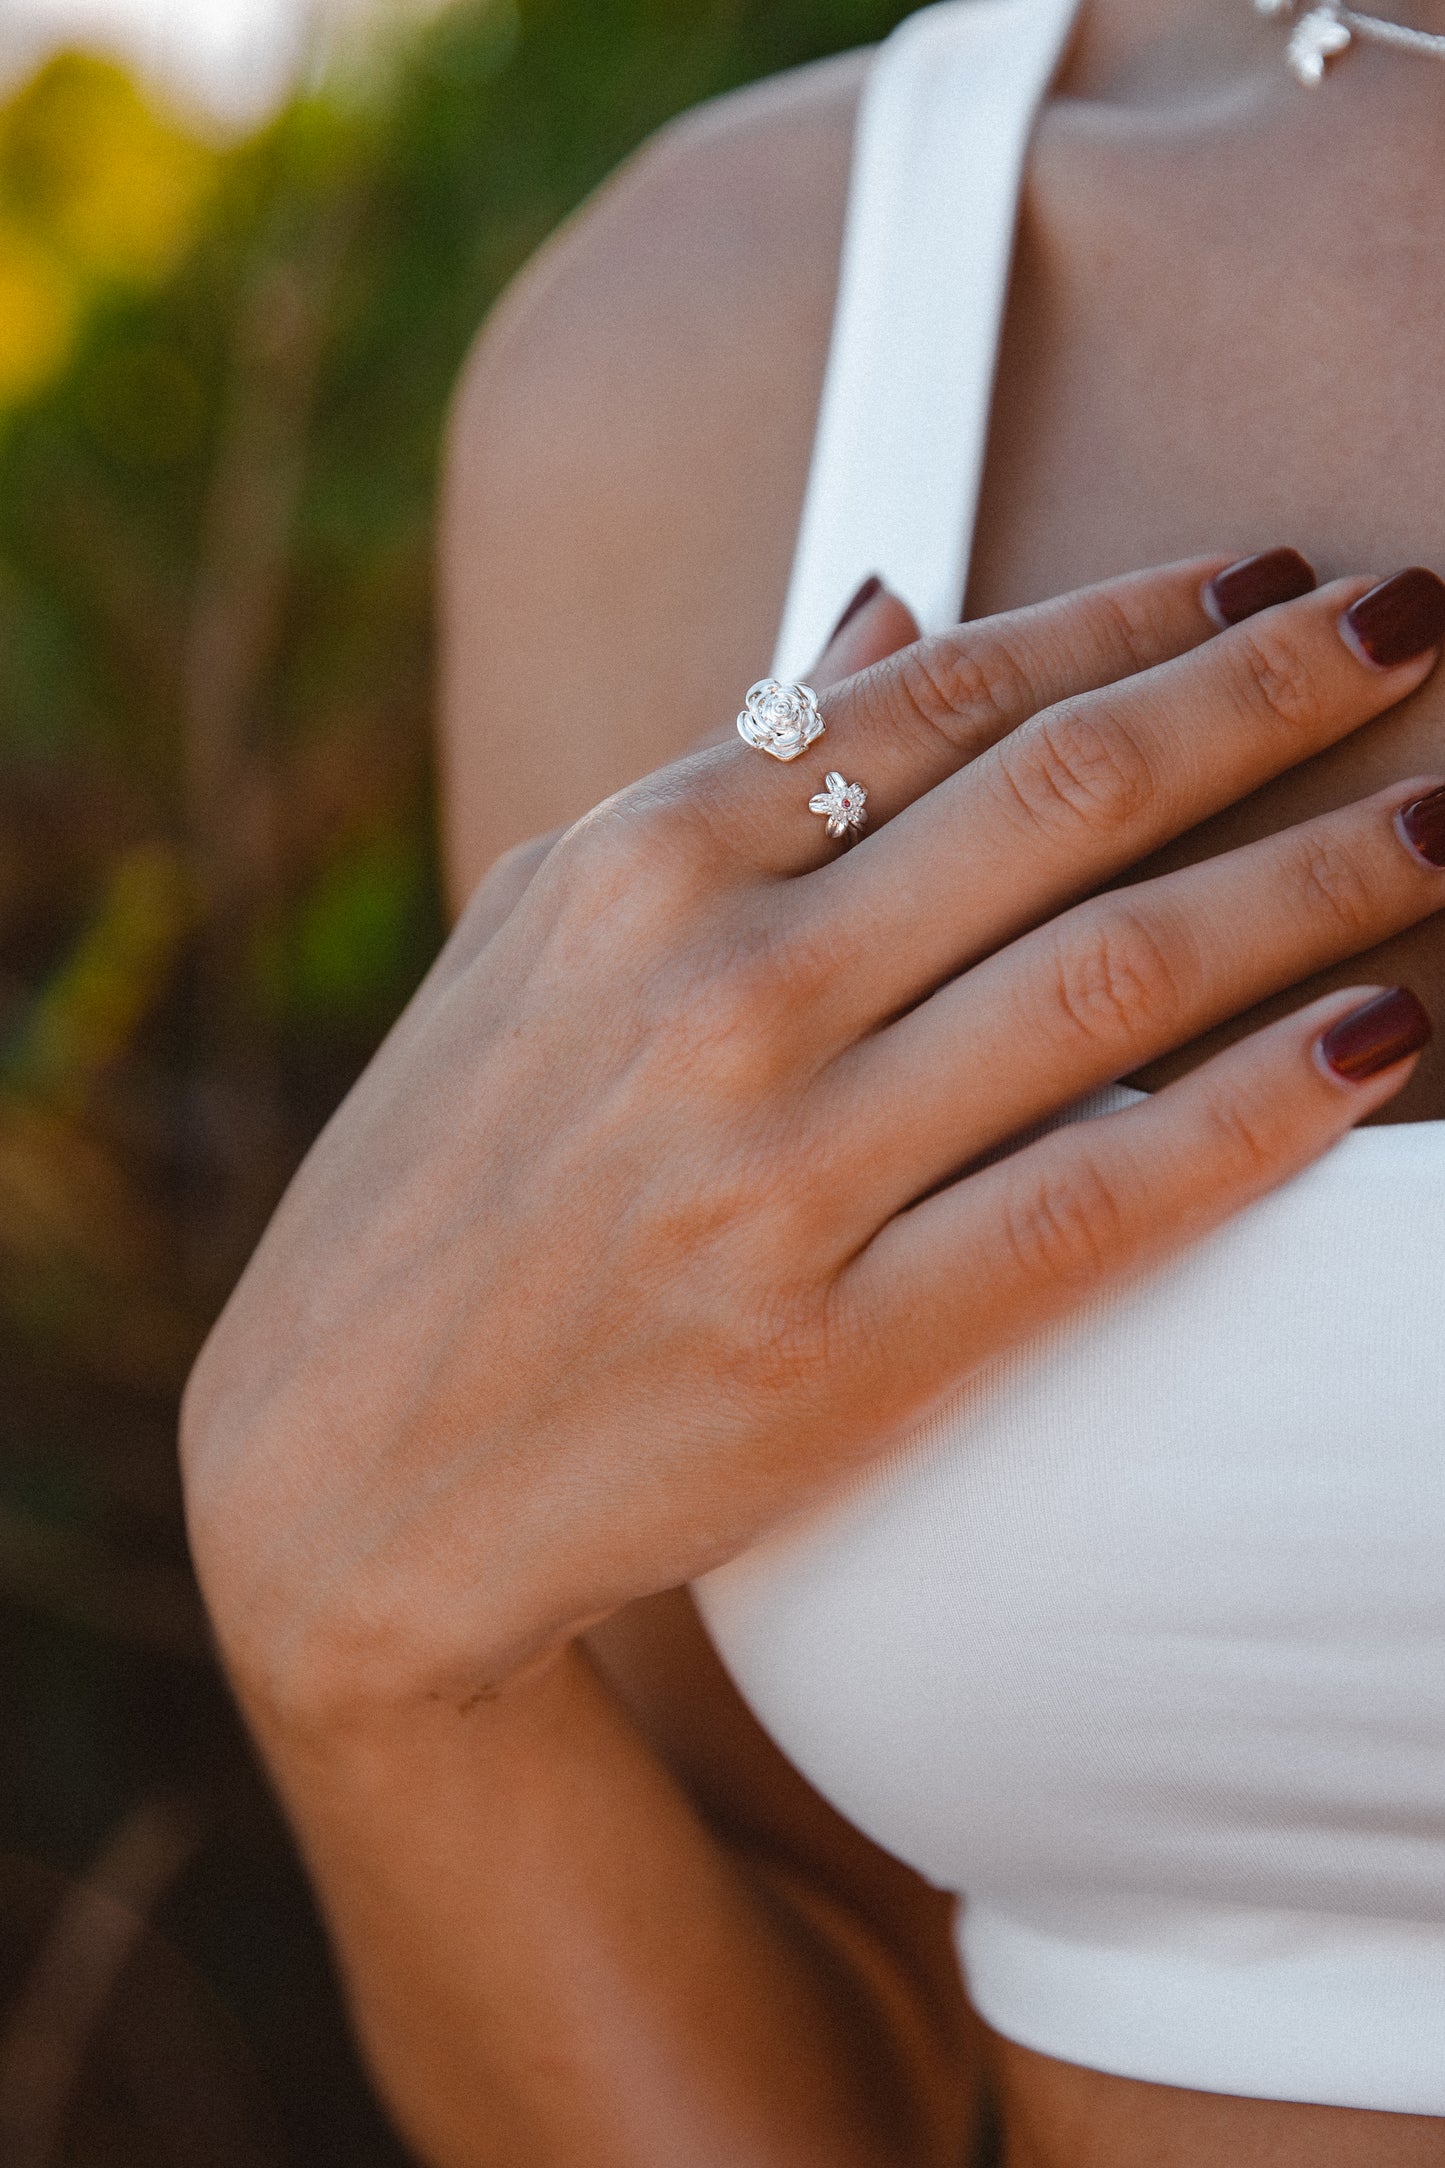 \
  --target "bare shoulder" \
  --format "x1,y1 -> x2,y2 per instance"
439,51 -> 868,898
